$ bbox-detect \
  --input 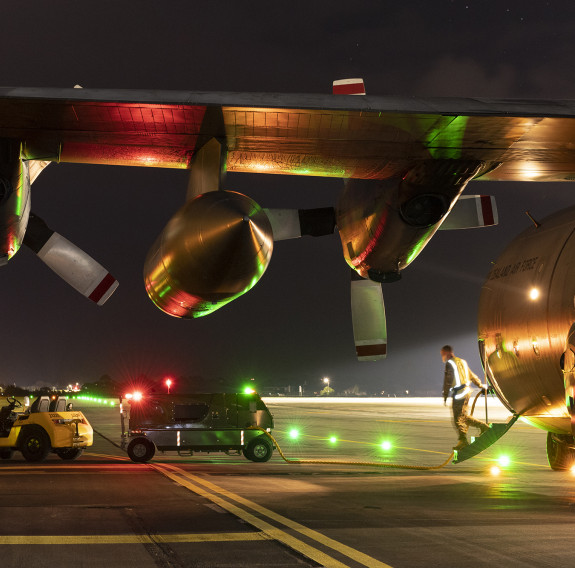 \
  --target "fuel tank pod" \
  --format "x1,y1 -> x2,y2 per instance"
144,191 -> 273,318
